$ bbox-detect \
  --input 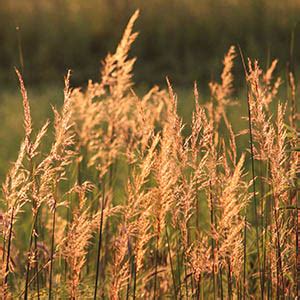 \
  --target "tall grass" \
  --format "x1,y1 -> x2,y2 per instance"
0,11 -> 299,299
